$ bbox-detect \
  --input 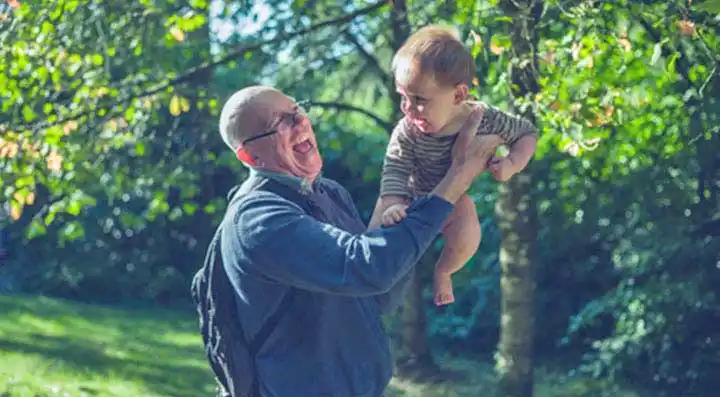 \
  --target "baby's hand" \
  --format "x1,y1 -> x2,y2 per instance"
488,156 -> 519,182
382,203 -> 408,226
